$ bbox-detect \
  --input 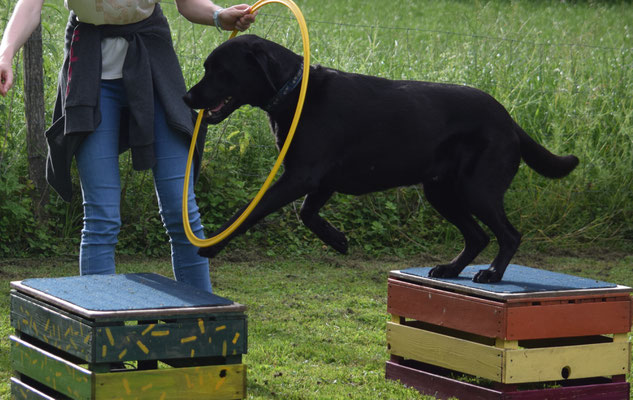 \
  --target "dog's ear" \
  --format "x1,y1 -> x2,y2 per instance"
246,42 -> 278,94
